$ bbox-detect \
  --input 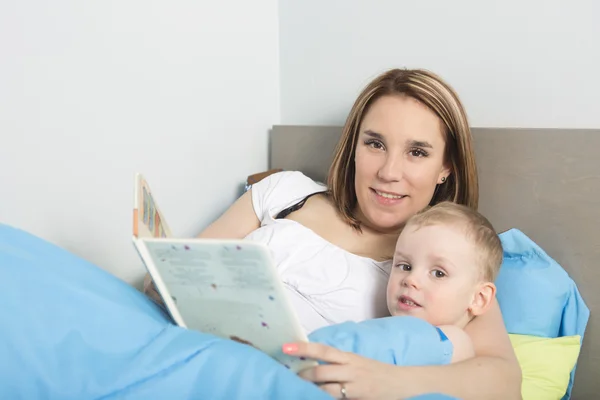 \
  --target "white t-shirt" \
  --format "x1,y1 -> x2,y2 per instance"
246,170 -> 392,334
